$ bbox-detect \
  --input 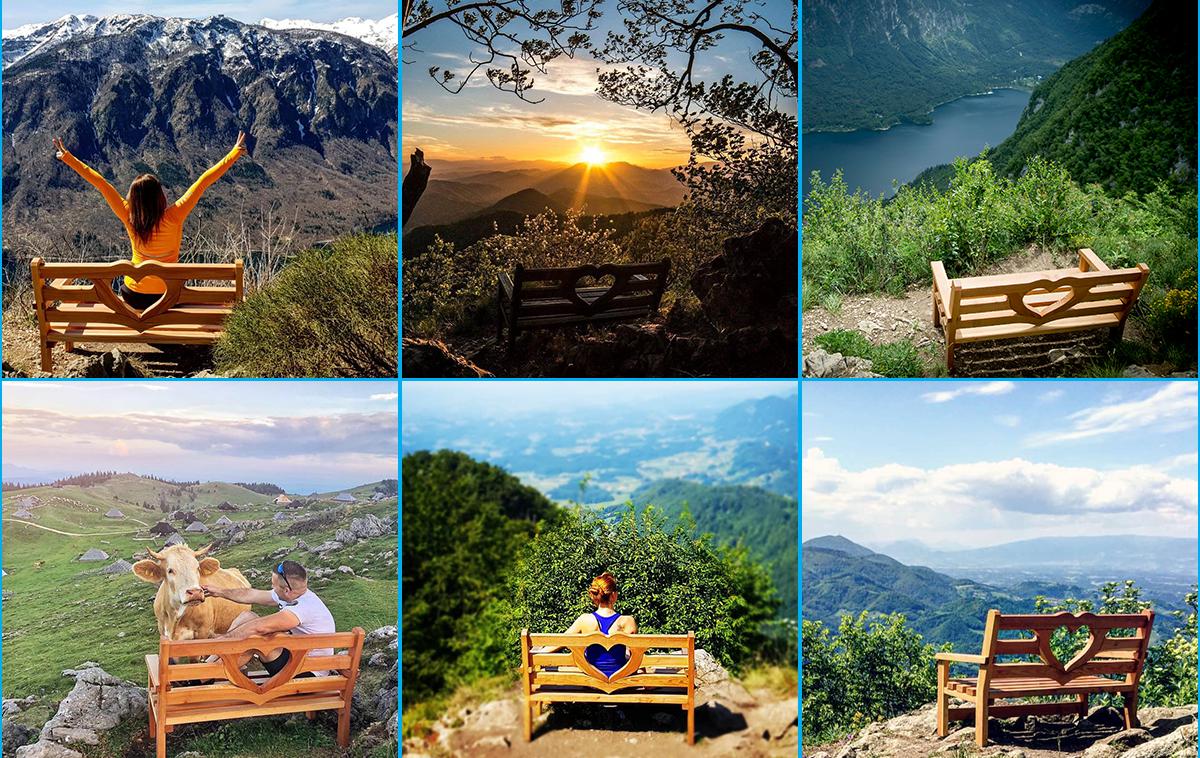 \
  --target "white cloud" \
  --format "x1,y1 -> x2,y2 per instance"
995,415 -> 1021,428
802,447 -> 1197,546
370,392 -> 398,401
1038,389 -> 1065,403
922,381 -> 1015,403
1026,383 -> 1197,446
812,436 -> 834,442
